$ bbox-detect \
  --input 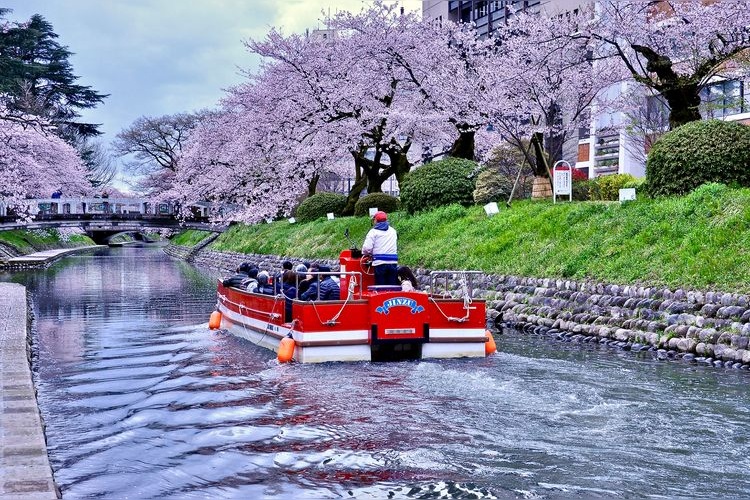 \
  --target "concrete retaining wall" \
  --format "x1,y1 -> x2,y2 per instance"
0,282 -> 59,498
